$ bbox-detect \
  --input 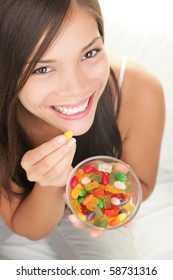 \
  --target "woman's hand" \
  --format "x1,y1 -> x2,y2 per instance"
21,134 -> 76,188
62,192 -> 104,237
68,214 -> 105,237
68,213 -> 132,237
